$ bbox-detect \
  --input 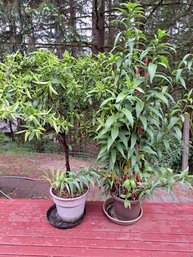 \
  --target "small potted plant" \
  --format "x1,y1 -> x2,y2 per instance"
100,164 -> 191,222
44,168 -> 99,224
91,3 -> 193,223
